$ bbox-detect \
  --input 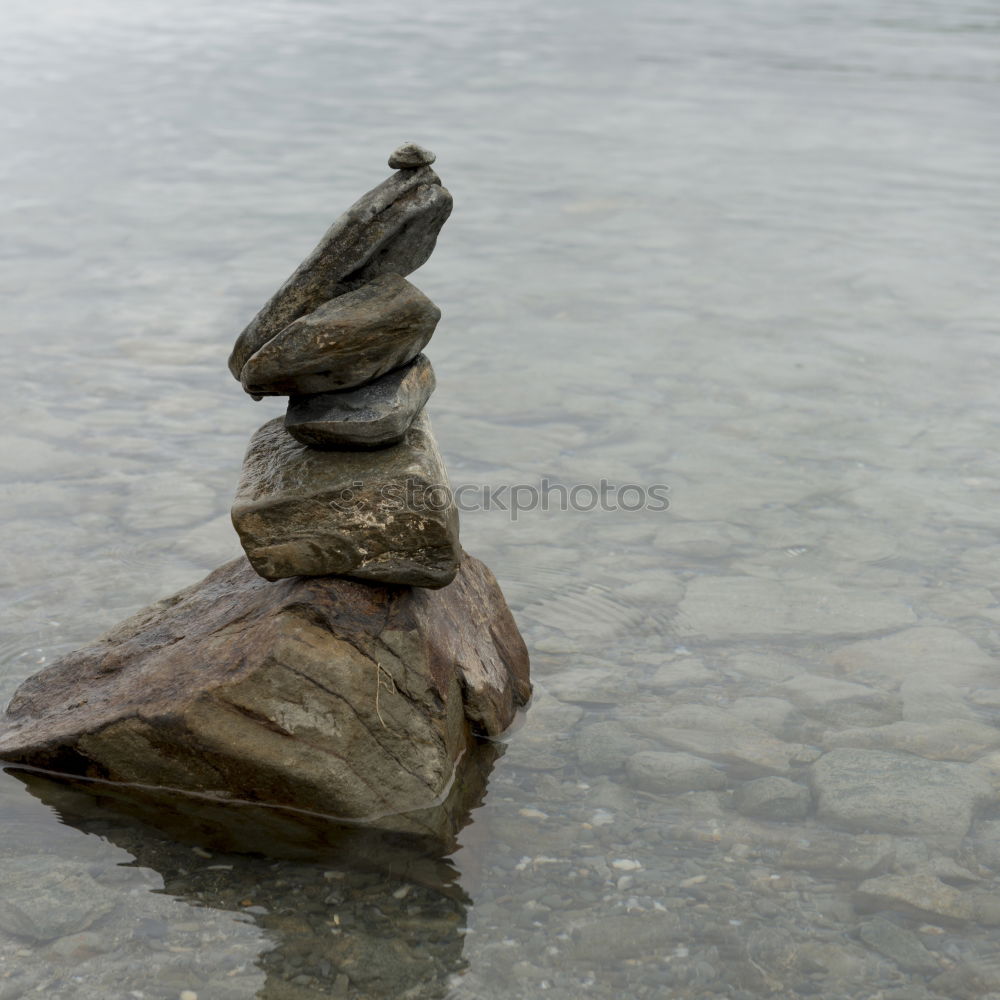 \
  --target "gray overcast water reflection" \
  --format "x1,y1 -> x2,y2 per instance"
3,0 -> 1000,997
